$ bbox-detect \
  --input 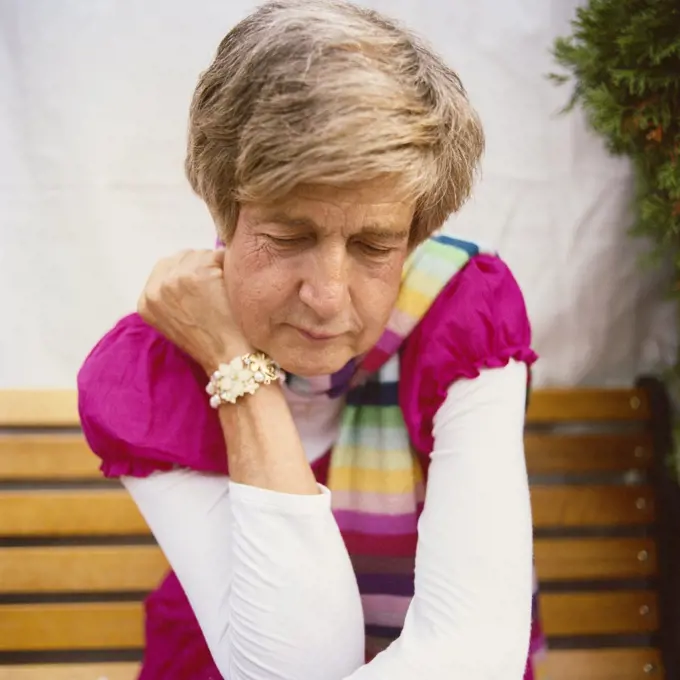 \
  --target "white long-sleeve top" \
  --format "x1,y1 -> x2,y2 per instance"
123,359 -> 533,680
